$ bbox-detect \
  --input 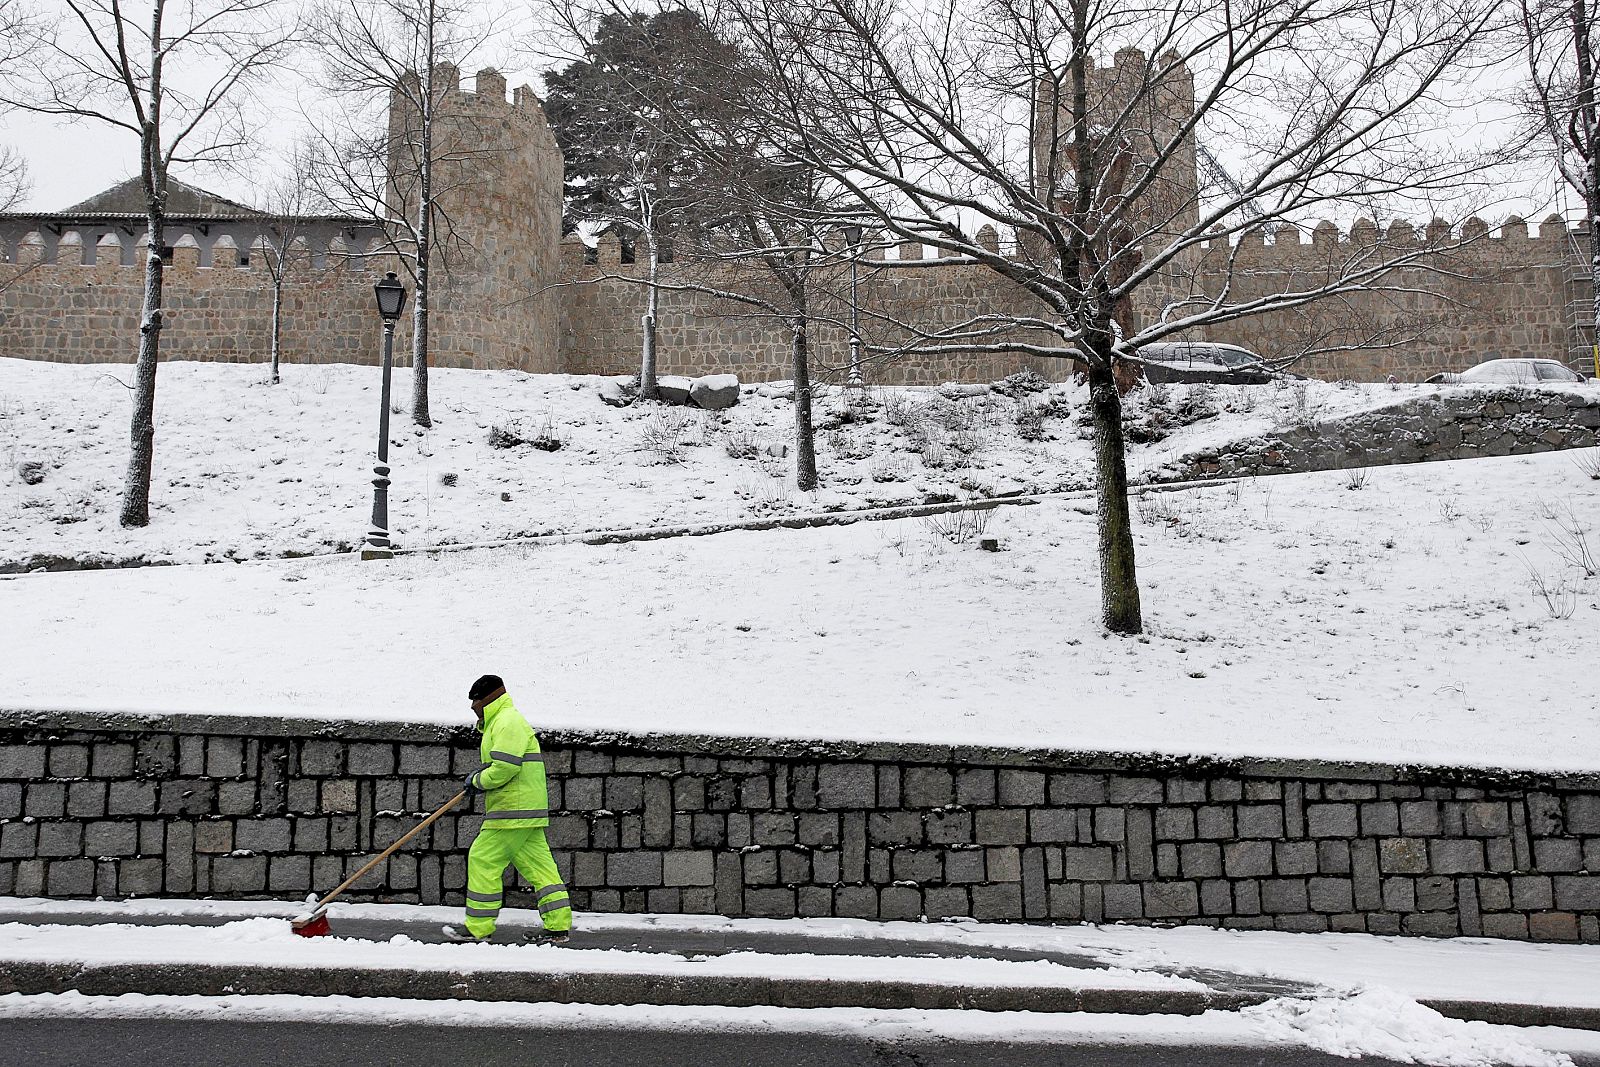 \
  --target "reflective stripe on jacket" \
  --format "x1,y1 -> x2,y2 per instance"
469,693 -> 549,828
